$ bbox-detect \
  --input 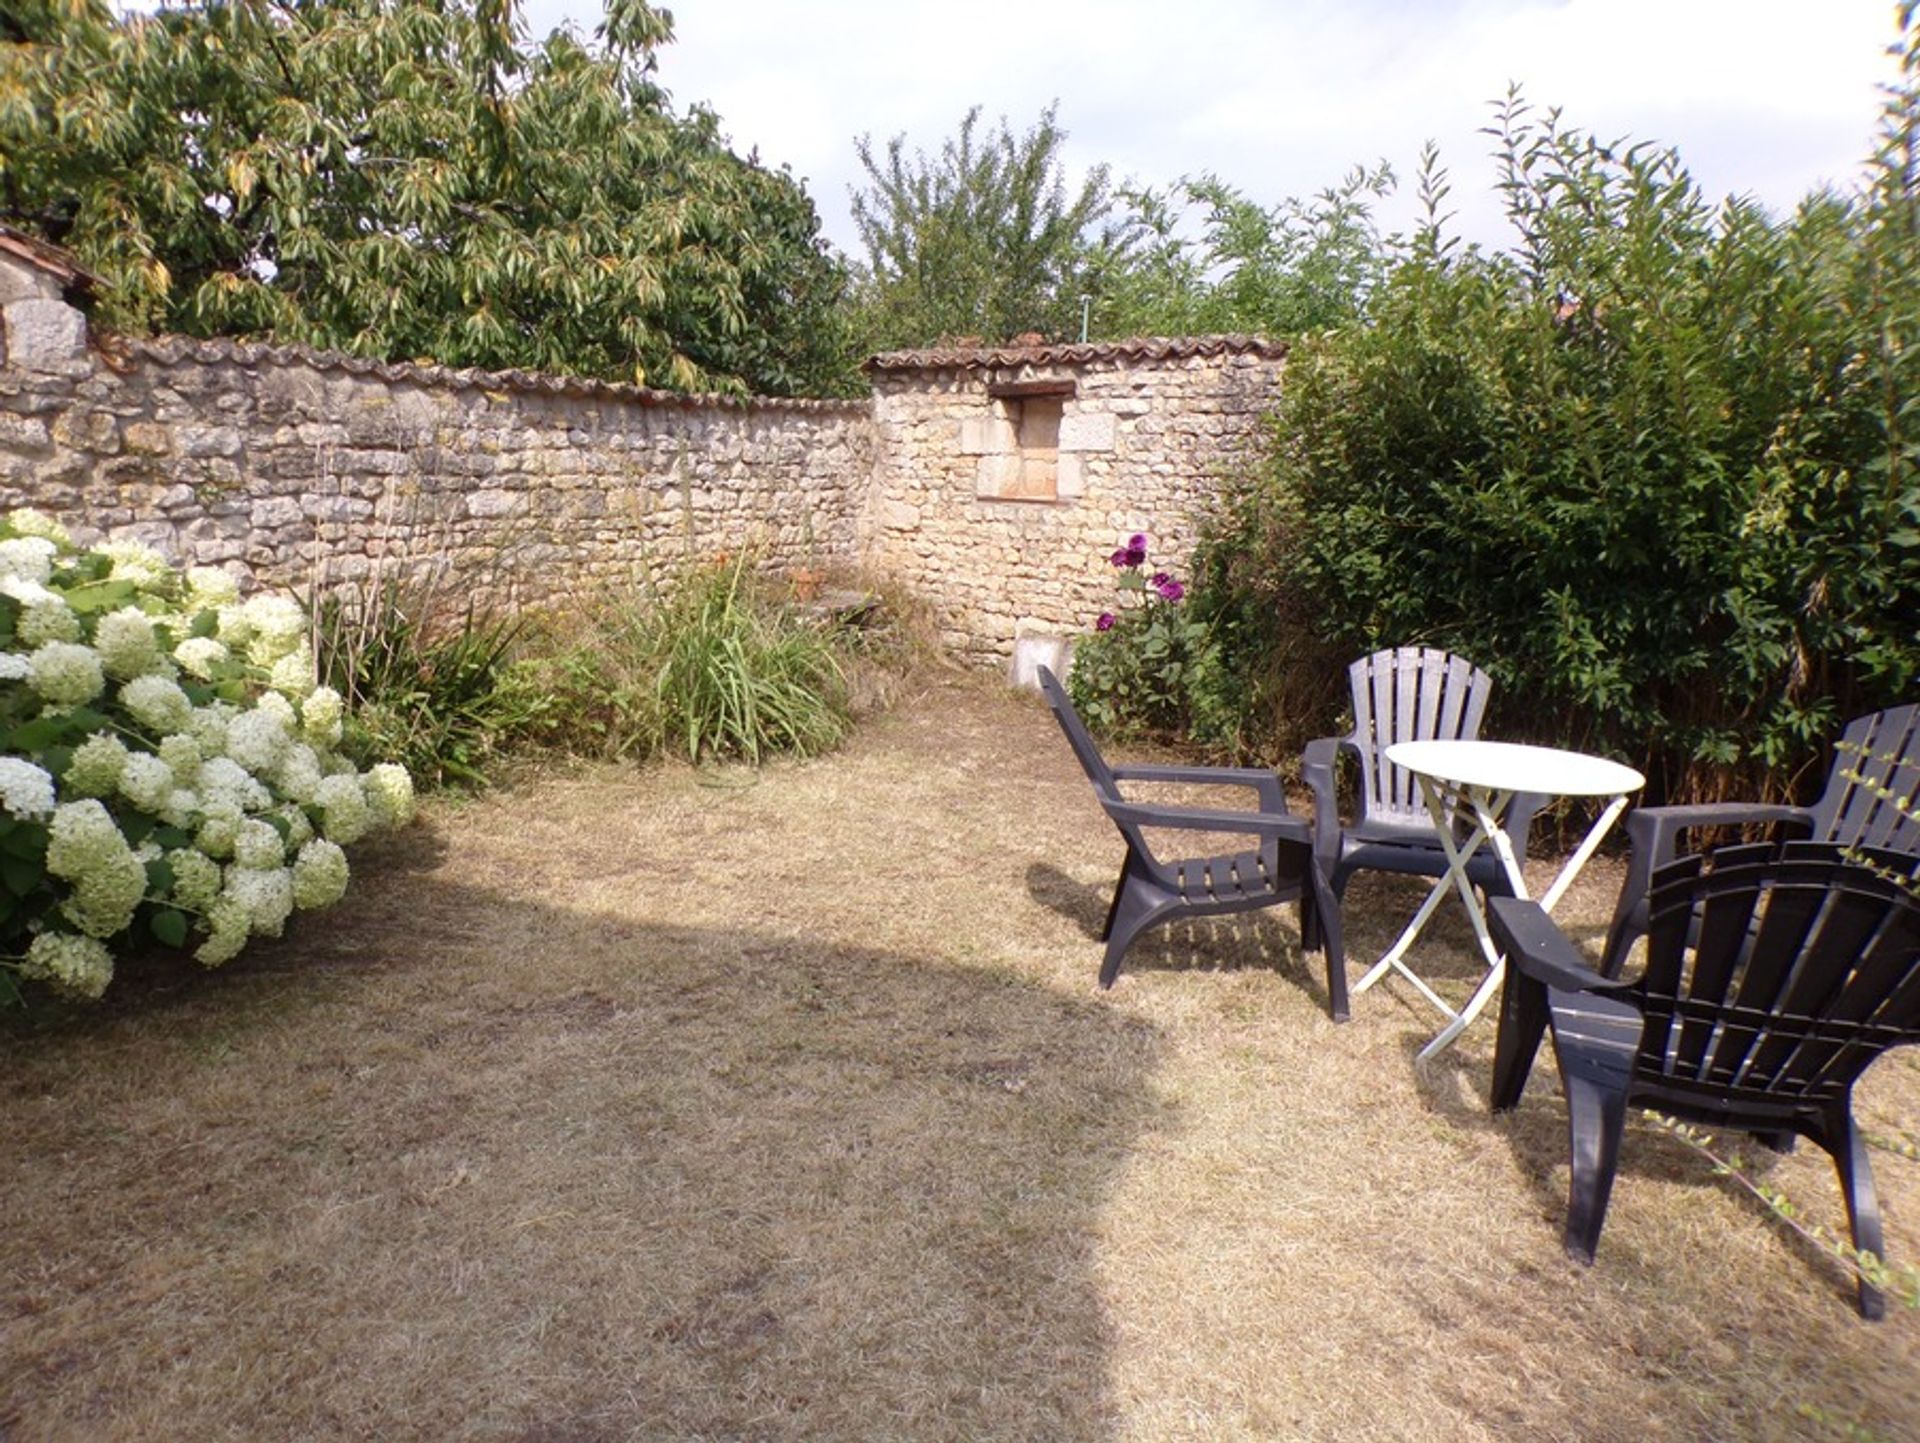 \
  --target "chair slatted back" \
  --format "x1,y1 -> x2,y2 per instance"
1634,842 -> 1920,1108
1039,666 -> 1120,804
1350,647 -> 1492,826
1811,705 -> 1920,853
